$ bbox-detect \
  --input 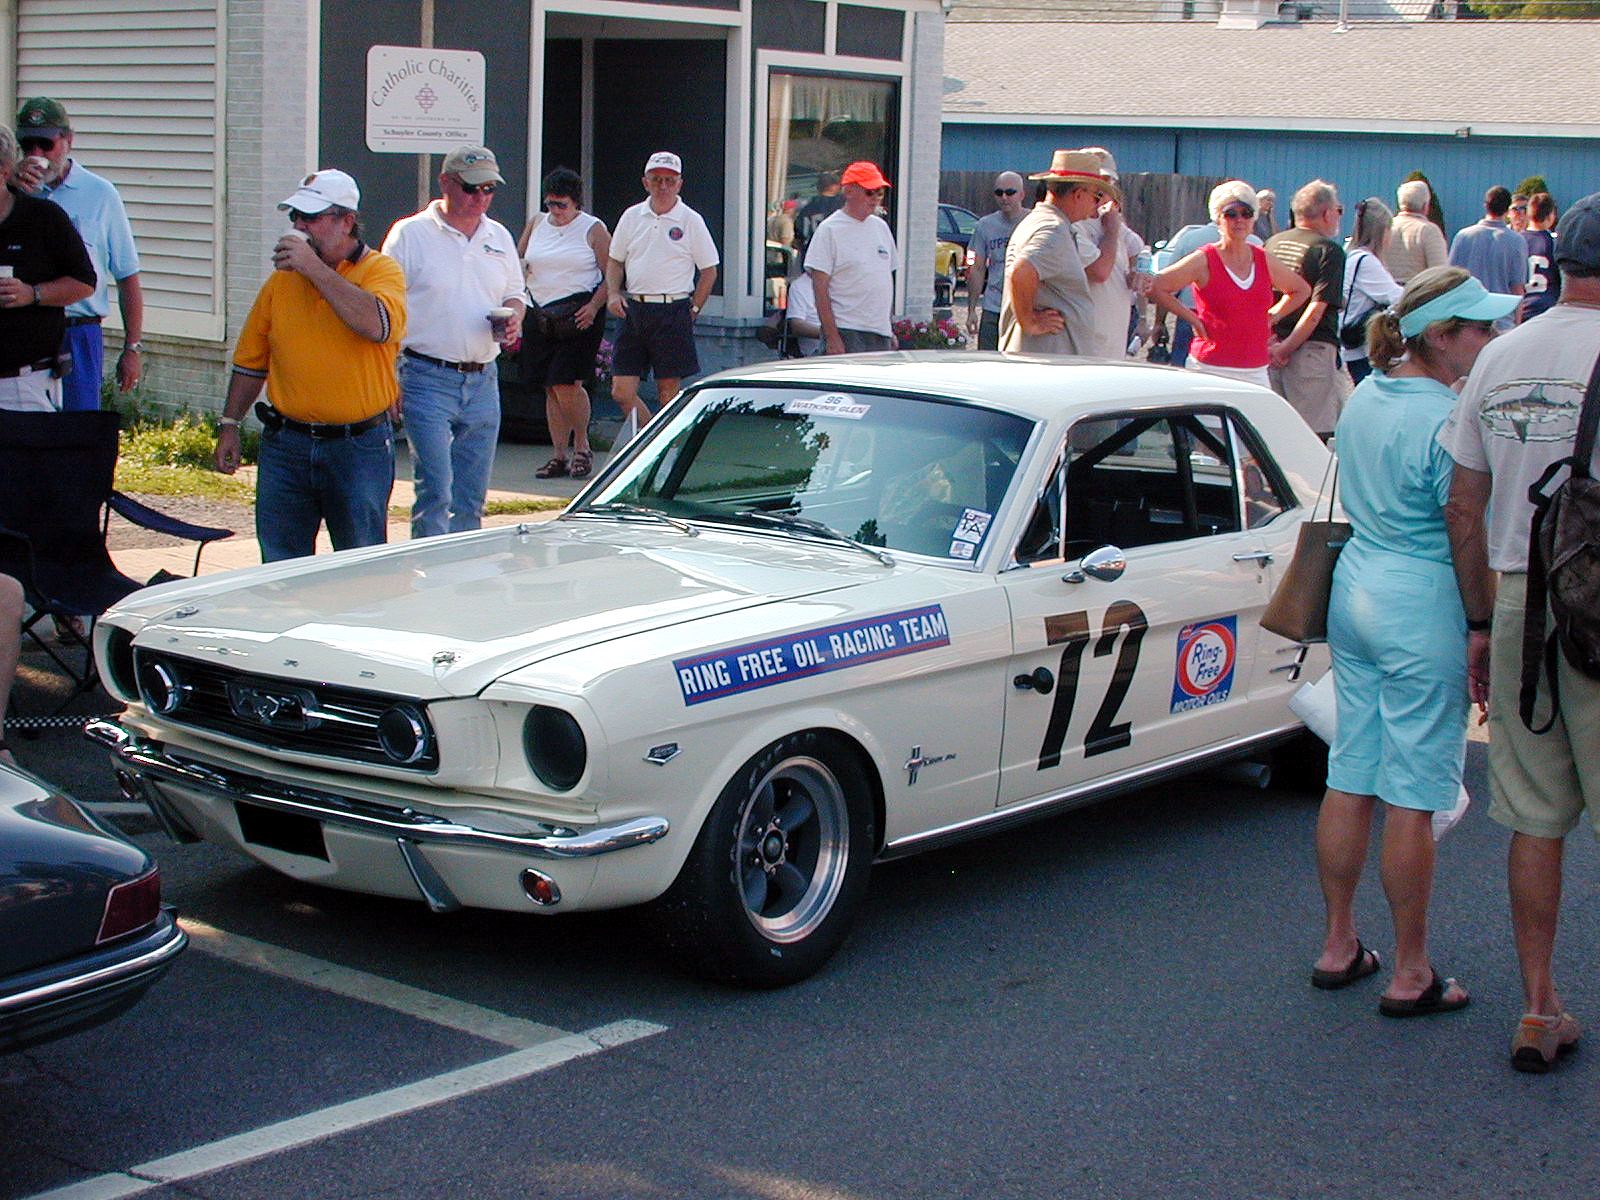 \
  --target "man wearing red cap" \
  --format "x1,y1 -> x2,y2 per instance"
805,161 -> 898,354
